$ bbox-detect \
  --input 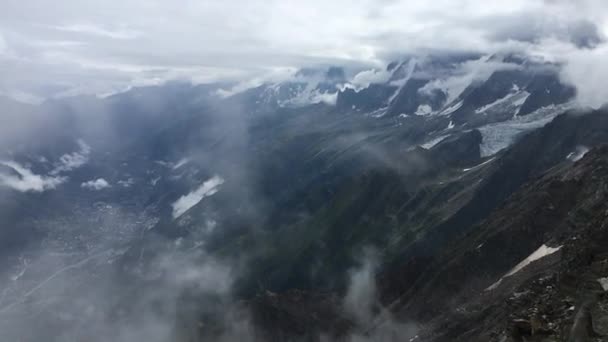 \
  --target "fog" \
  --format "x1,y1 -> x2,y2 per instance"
2,0 -> 608,107
1,1 -> 608,341
341,251 -> 419,342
